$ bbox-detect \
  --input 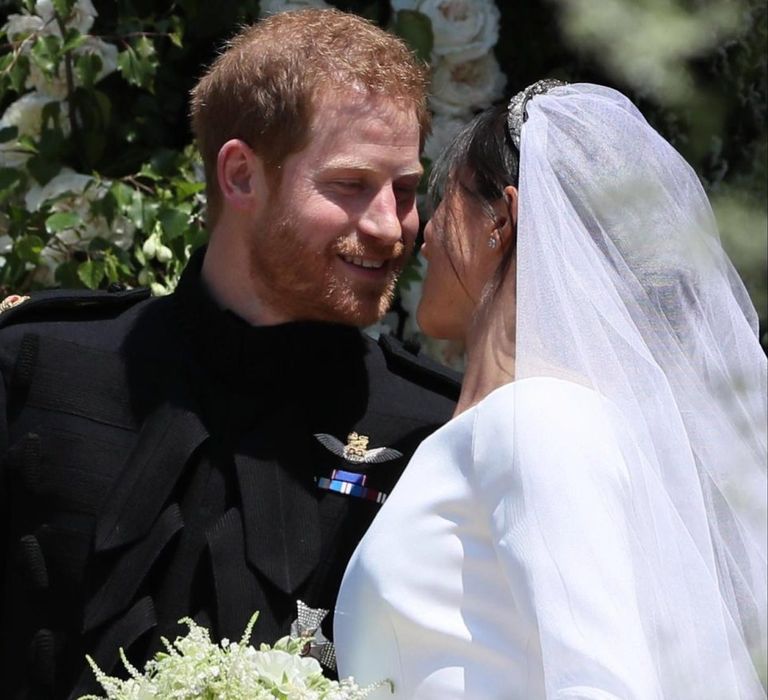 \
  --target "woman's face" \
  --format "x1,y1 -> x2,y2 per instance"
417,180 -> 501,340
